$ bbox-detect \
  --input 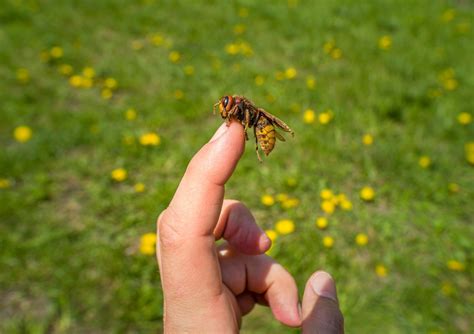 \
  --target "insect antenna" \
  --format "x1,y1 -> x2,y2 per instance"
212,101 -> 220,114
